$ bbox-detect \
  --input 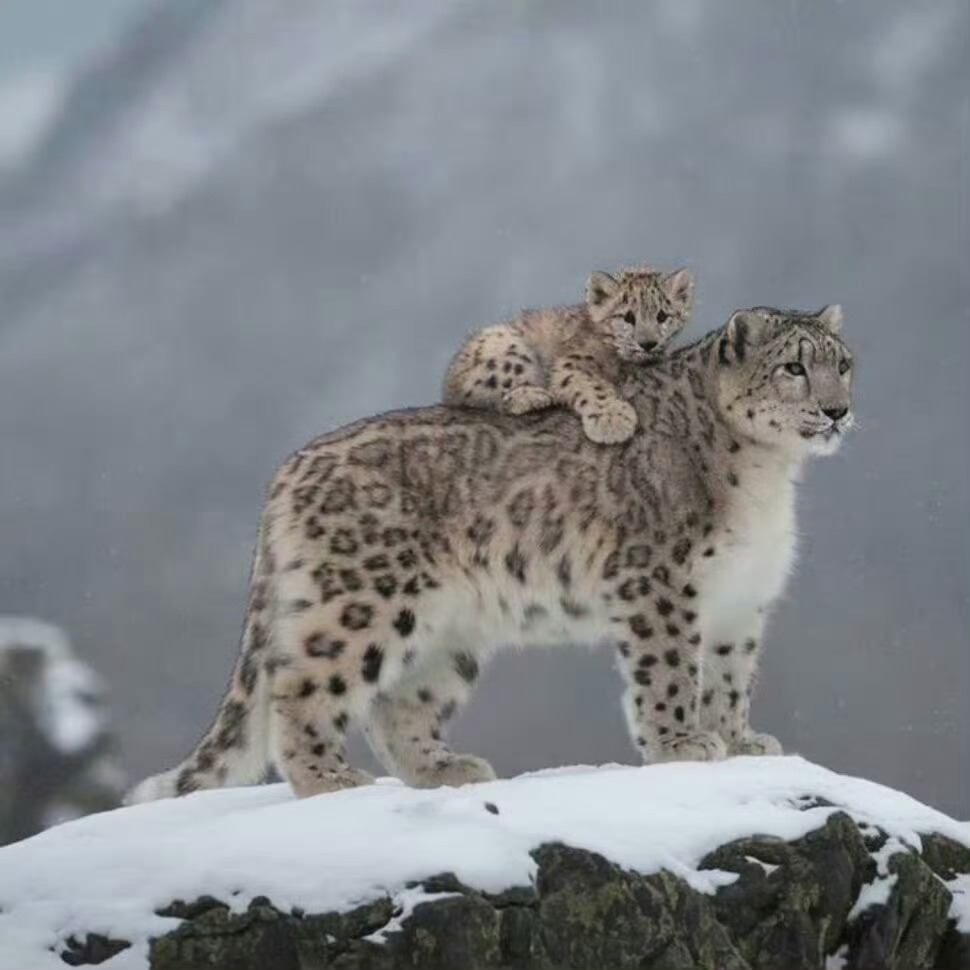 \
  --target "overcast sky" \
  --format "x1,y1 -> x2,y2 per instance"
0,0 -> 148,79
